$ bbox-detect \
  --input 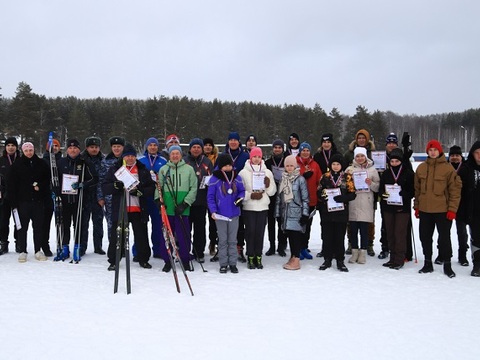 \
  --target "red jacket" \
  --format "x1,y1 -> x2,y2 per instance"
297,156 -> 322,206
